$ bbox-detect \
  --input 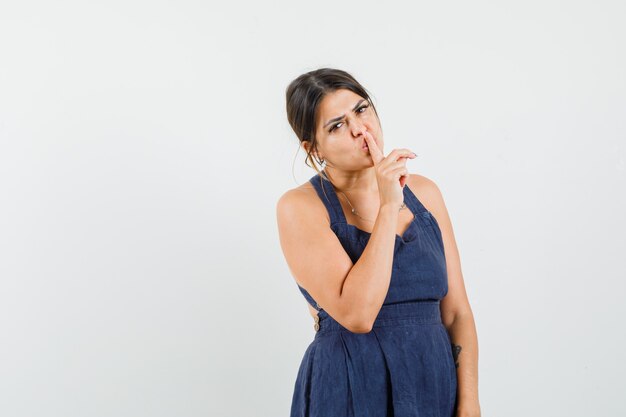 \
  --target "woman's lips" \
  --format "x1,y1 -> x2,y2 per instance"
362,134 -> 373,151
